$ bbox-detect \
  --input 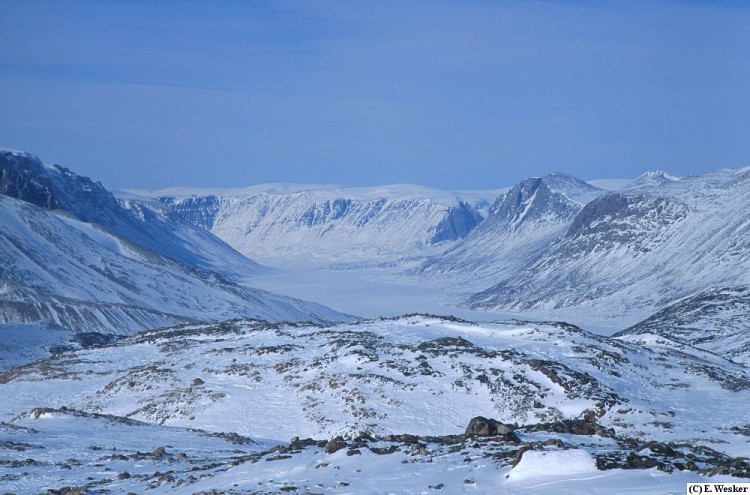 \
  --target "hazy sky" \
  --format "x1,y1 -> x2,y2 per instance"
1,0 -> 749,190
